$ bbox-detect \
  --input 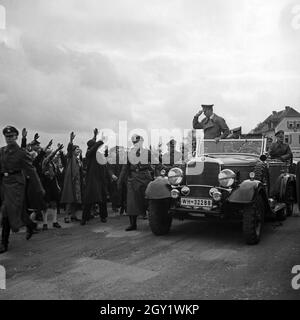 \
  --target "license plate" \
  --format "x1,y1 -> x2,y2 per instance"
180,198 -> 212,208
